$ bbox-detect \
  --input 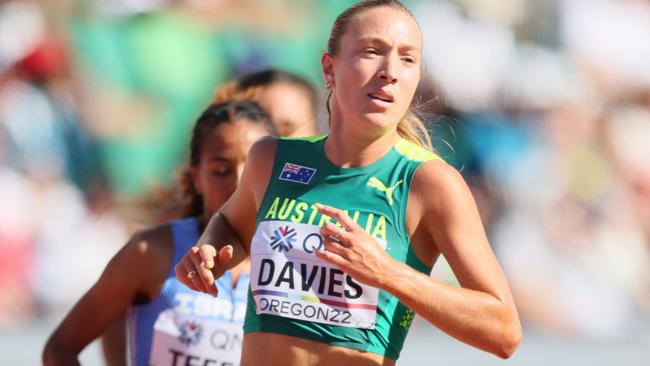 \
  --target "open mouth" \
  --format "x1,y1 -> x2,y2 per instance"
368,91 -> 394,103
